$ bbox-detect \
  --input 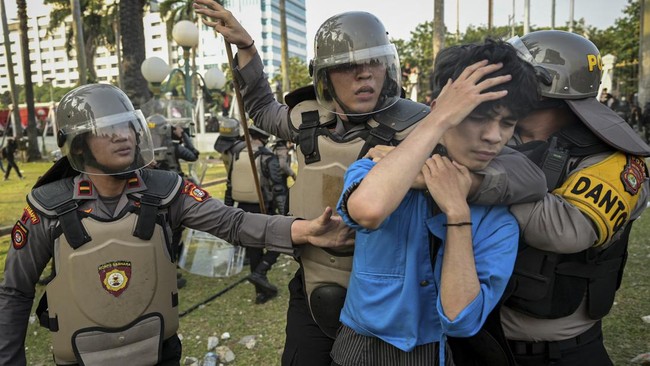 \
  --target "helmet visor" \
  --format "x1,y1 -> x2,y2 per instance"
61,110 -> 155,175
313,44 -> 402,117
